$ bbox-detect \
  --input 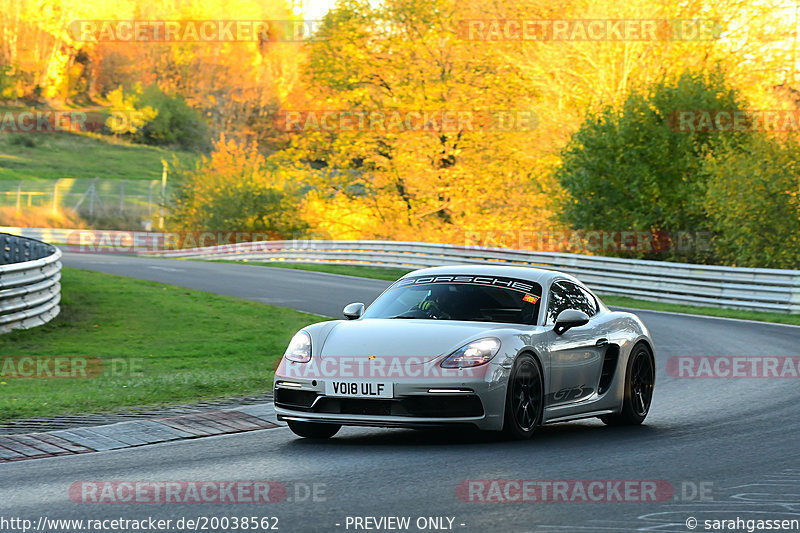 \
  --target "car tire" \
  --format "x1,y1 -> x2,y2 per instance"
502,353 -> 544,440
287,420 -> 341,439
601,343 -> 655,426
